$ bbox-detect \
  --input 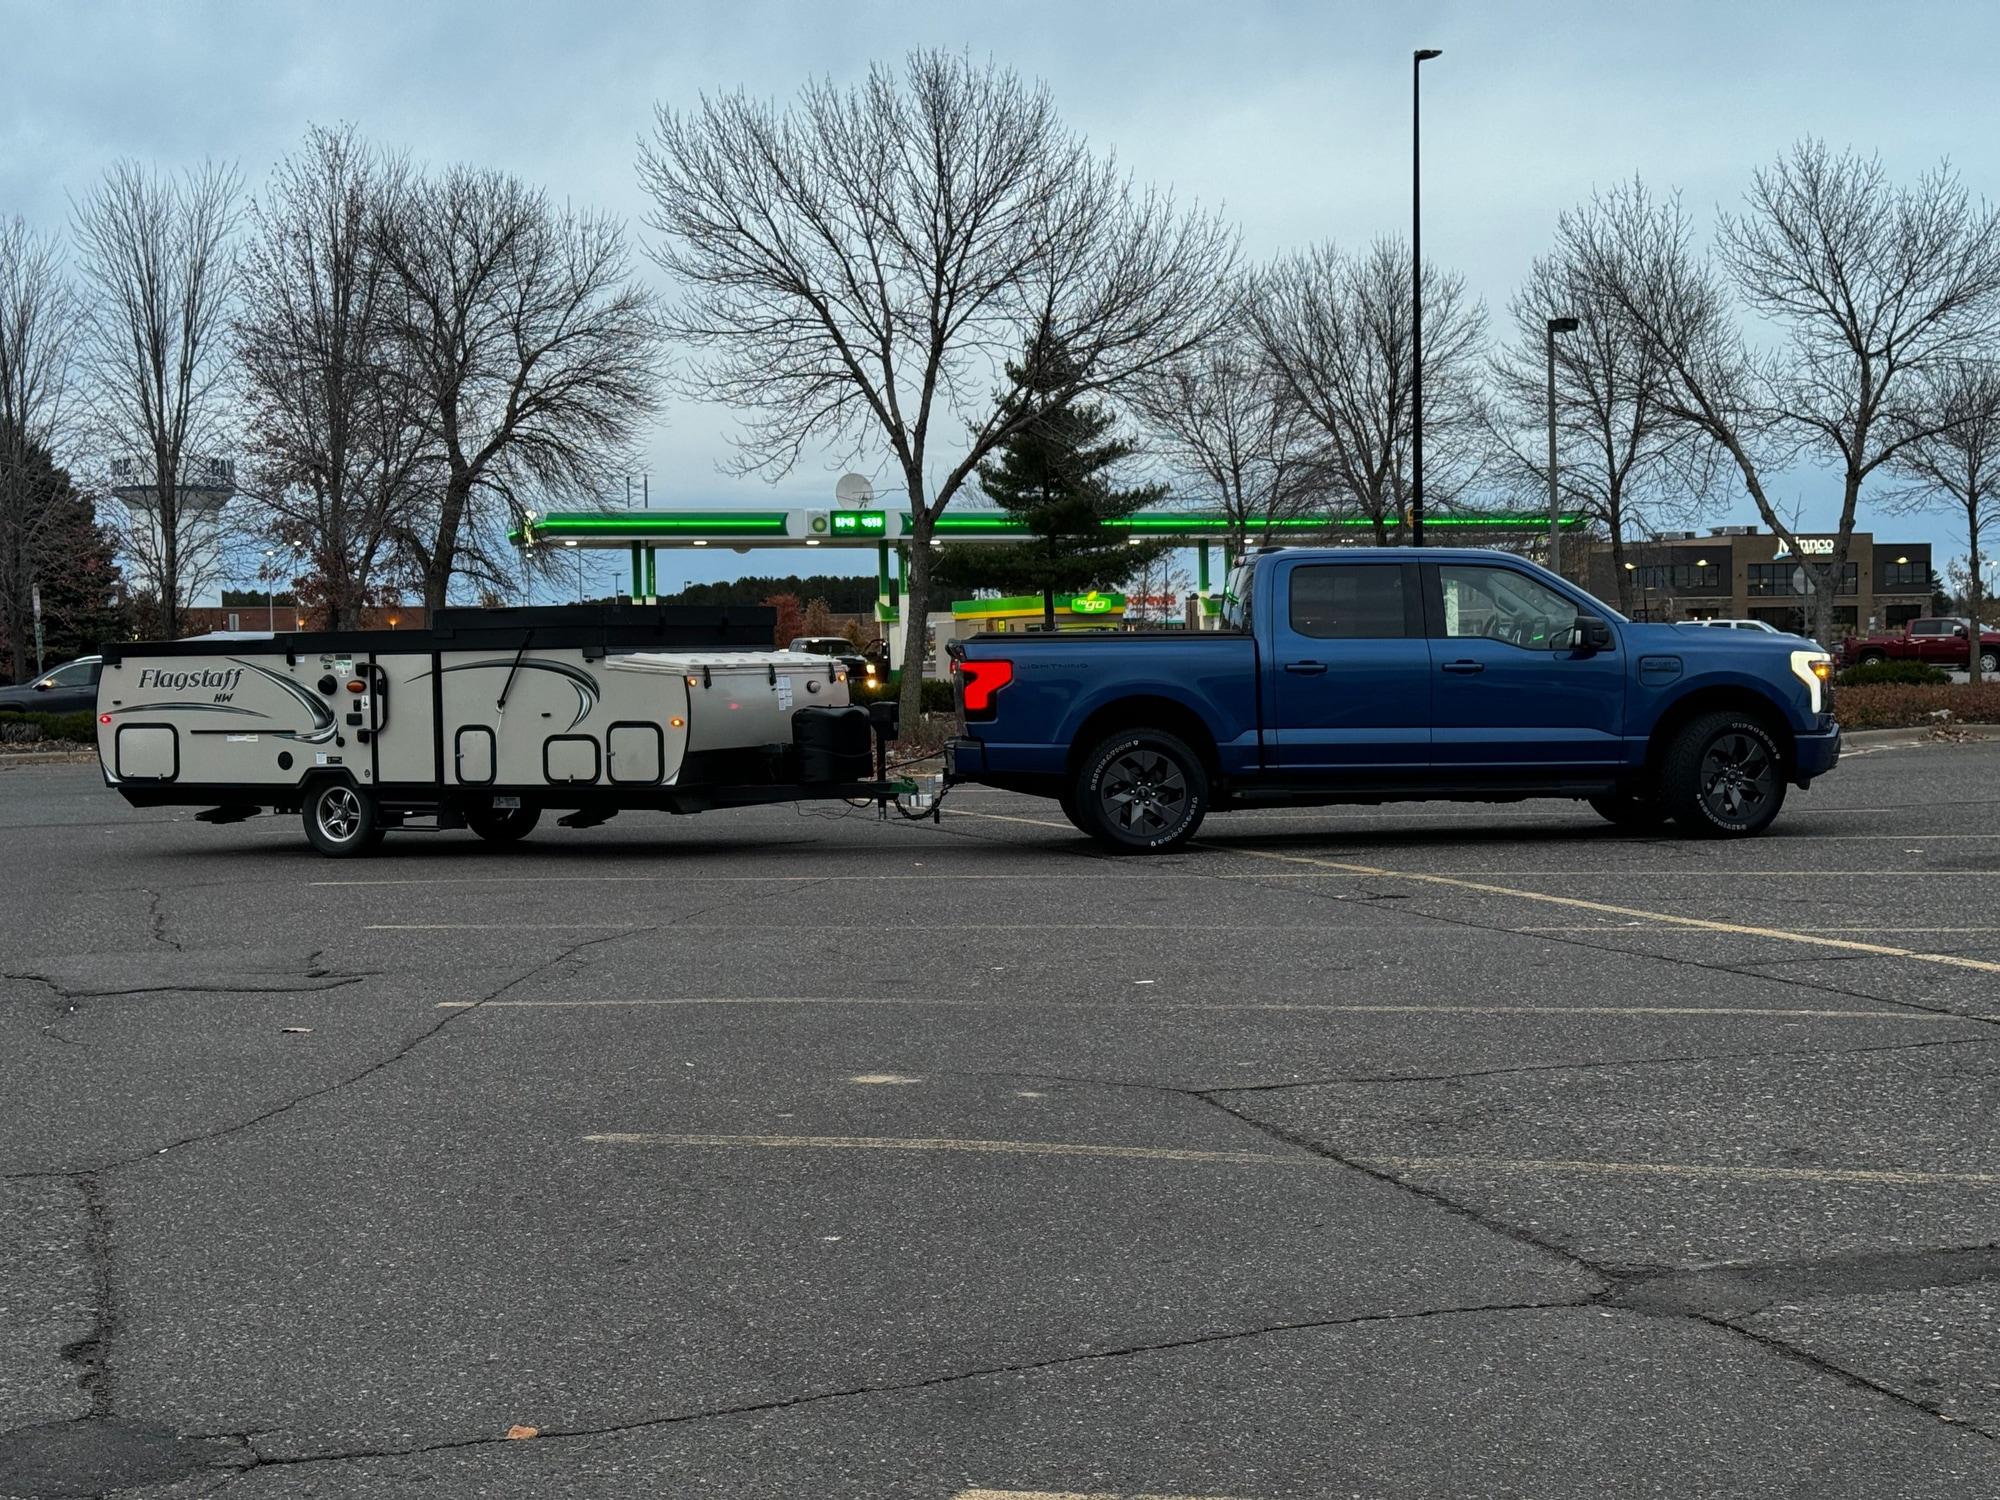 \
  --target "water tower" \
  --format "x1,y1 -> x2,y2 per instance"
108,453 -> 236,603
